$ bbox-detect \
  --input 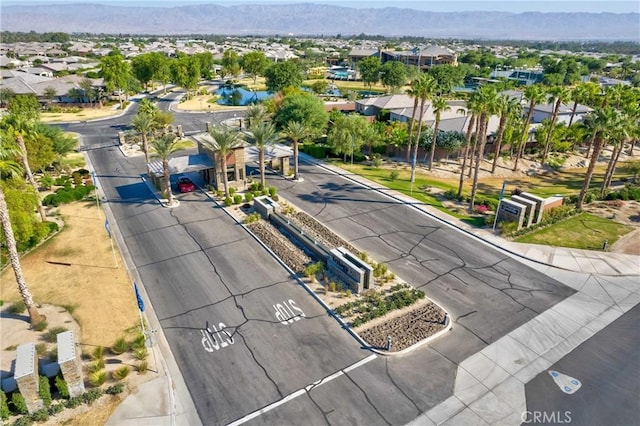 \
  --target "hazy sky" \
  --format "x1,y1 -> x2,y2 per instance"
4,0 -> 638,13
